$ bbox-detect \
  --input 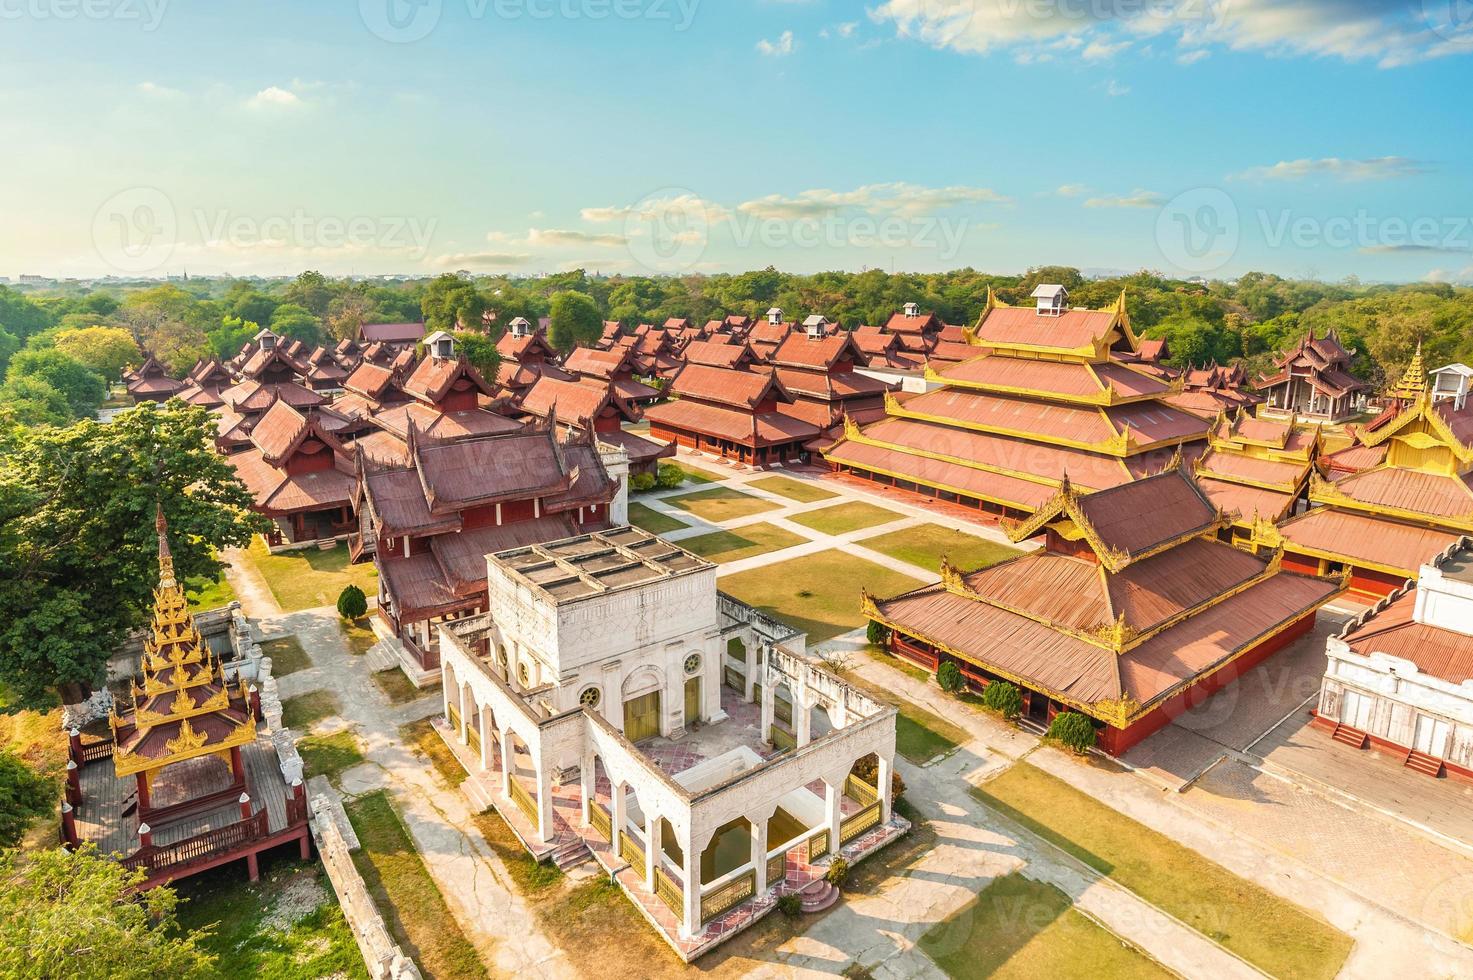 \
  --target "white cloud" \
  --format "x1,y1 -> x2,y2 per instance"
871,0 -> 1473,69
1055,184 -> 1091,197
431,251 -> 531,269
1105,79 -> 1131,96
1083,189 -> 1165,209
736,181 -> 1009,220
1233,156 -> 1431,182
758,30 -> 797,56
137,81 -> 183,100
526,228 -> 628,247
246,86 -> 303,110
1177,48 -> 1210,64
1083,39 -> 1130,61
